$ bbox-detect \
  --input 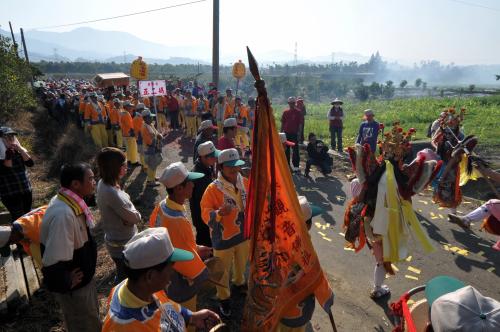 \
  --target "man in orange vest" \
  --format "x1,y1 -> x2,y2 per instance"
149,162 -> 210,316
0,205 -> 47,267
133,104 -> 146,170
102,227 -> 220,332
200,148 -> 249,317
109,98 -> 123,148
121,101 -> 139,165
182,91 -> 198,139
84,93 -> 109,148
234,96 -> 250,154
